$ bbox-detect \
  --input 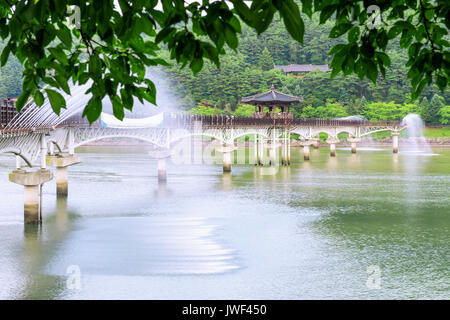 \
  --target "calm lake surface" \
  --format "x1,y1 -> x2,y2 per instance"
0,145 -> 449,299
